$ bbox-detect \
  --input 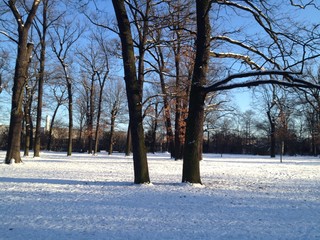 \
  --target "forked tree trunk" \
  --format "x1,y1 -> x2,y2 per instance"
112,0 -> 150,184
182,0 -> 211,183
5,0 -> 41,164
